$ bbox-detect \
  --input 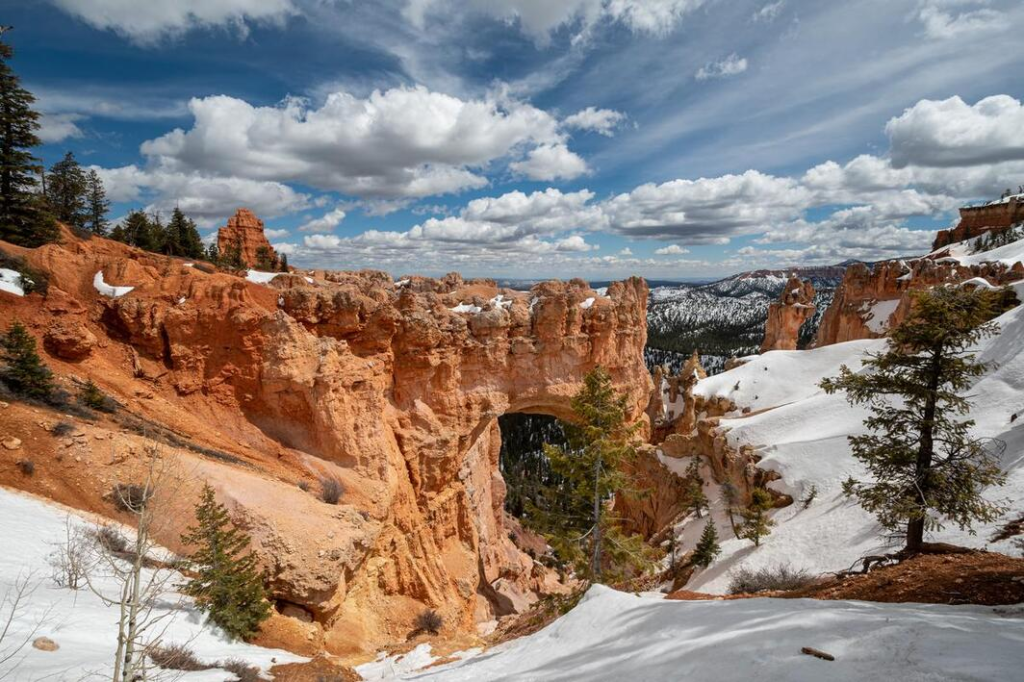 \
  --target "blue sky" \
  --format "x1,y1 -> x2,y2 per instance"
7,0 -> 1024,278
